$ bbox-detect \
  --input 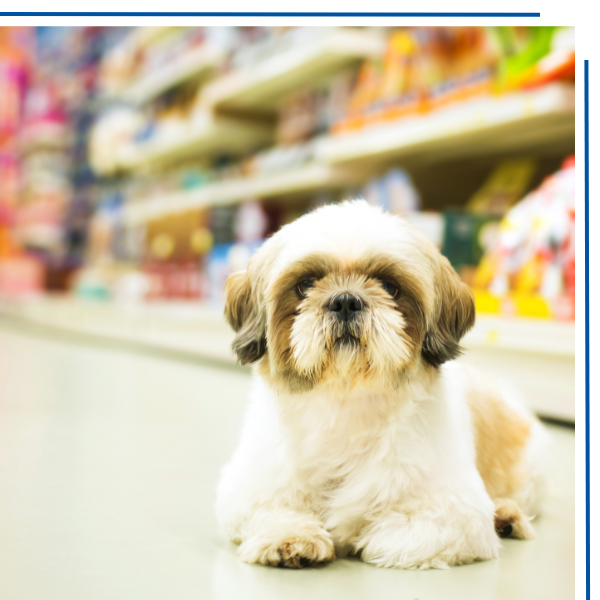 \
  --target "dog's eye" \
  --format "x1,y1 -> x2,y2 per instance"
381,281 -> 399,299
298,279 -> 315,298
